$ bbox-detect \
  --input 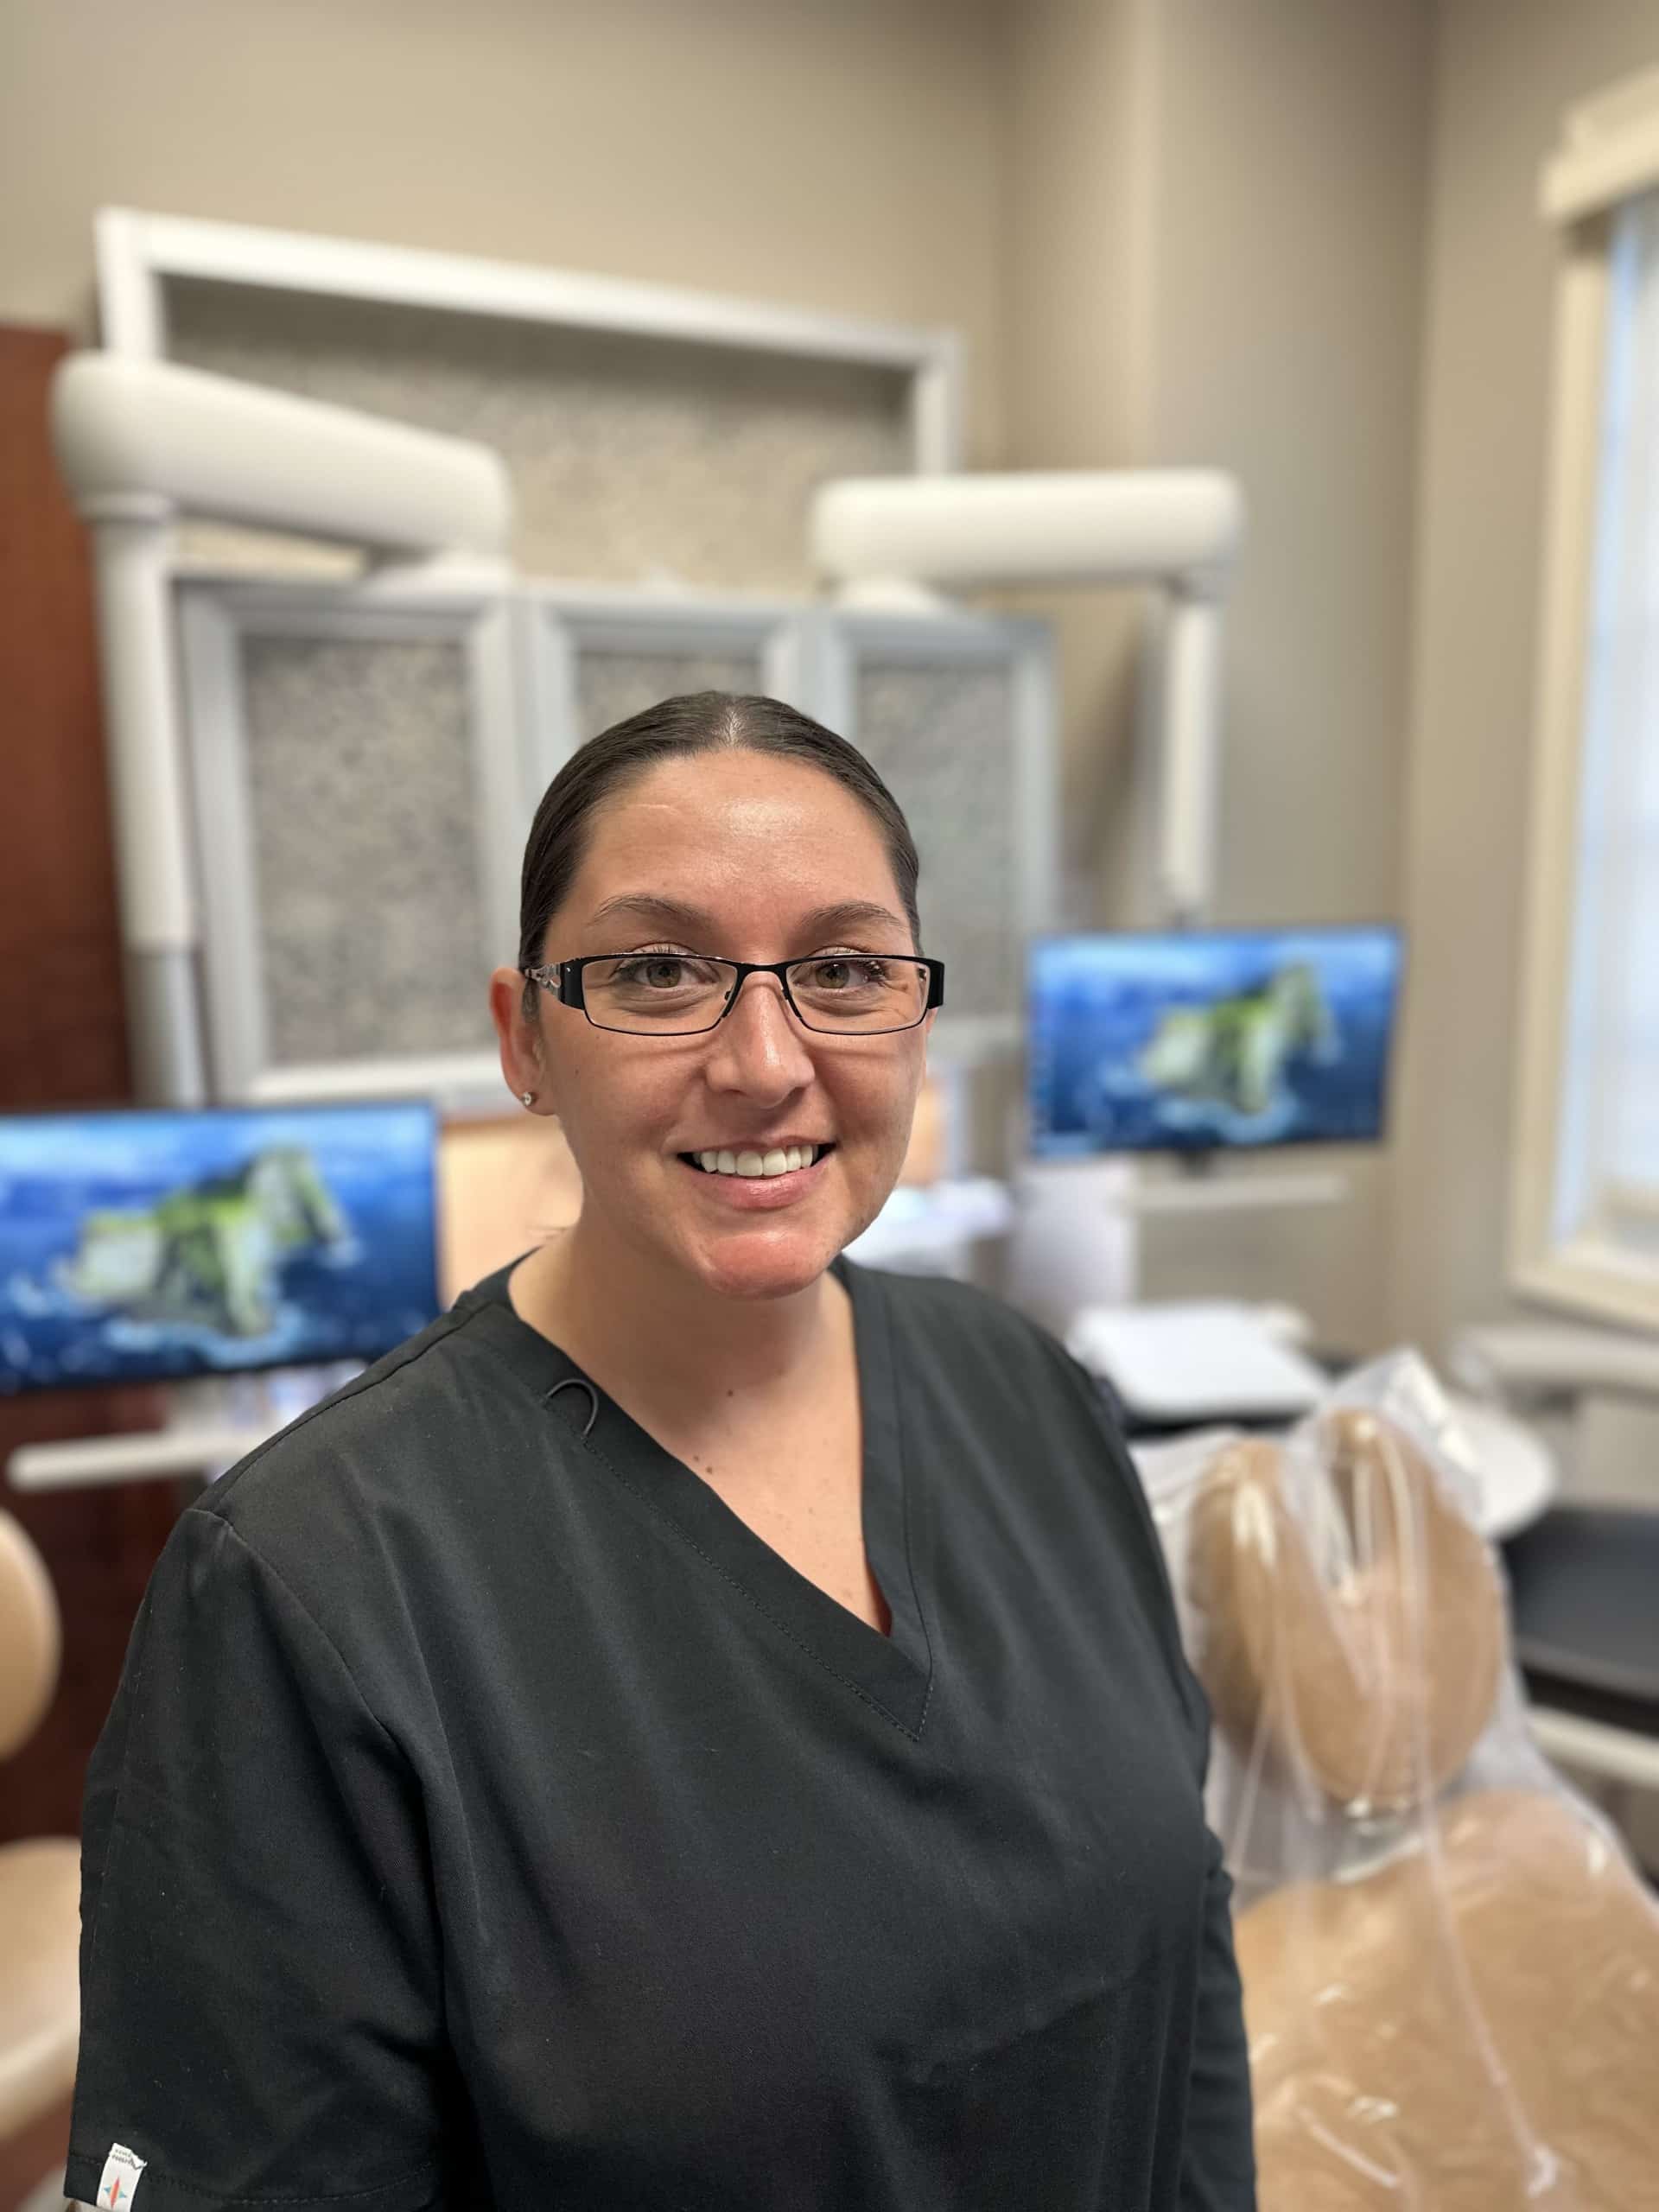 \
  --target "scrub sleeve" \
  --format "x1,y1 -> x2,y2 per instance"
63,1509 -> 464,2212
